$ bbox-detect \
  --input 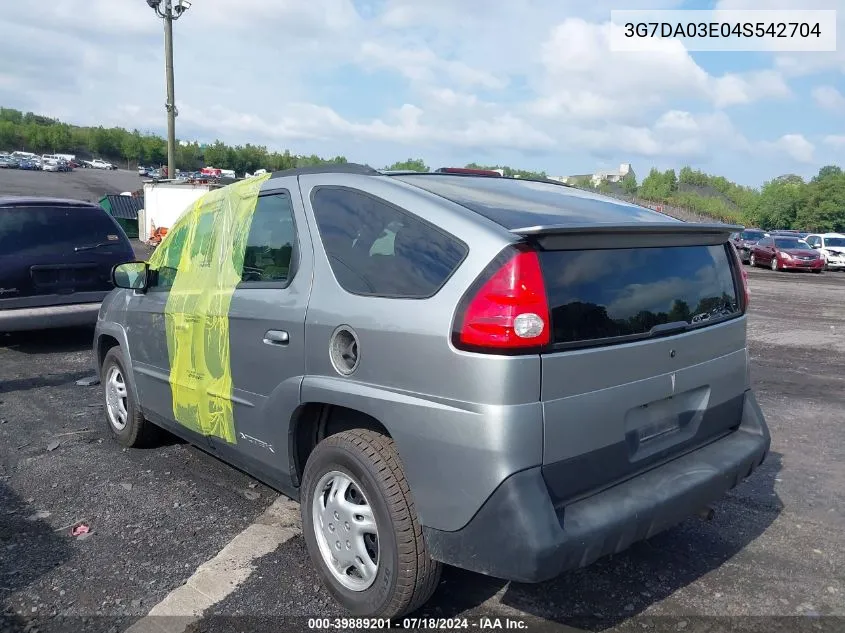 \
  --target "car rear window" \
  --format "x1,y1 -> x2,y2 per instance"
392,174 -> 673,229
0,205 -> 127,256
539,244 -> 741,347
740,230 -> 764,240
